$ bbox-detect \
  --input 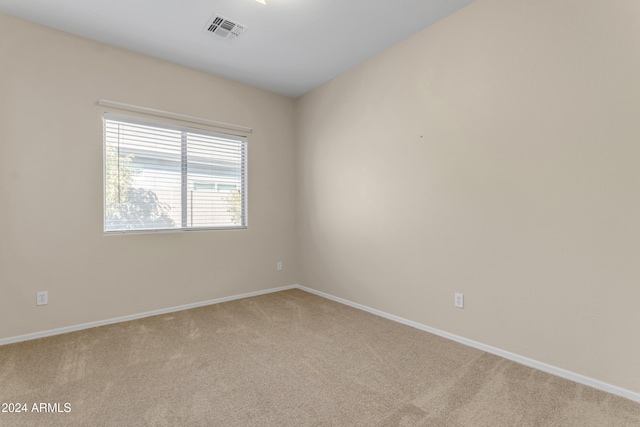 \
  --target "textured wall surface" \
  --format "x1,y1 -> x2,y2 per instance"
0,13 -> 298,340
3,0 -> 640,398
296,0 -> 640,394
